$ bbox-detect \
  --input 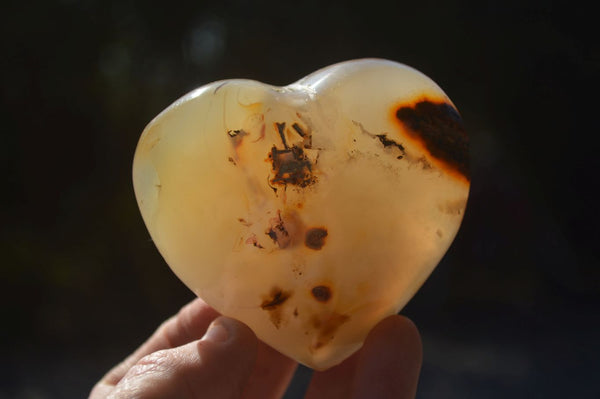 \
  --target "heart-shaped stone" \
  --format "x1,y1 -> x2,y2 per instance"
133,59 -> 469,370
